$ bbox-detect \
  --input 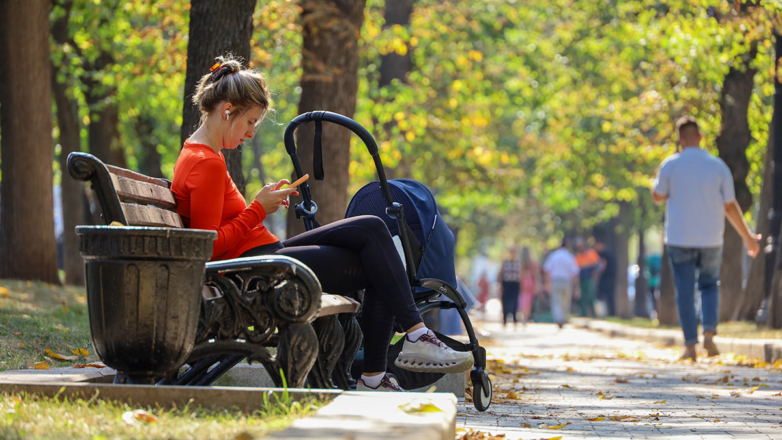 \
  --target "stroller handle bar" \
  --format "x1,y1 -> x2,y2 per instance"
284,111 -> 420,284
284,111 -> 394,206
